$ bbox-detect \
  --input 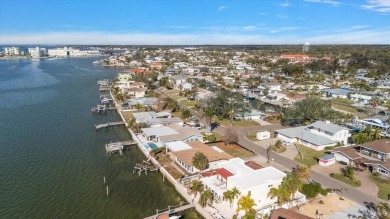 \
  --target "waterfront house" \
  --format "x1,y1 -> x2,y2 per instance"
200,158 -> 306,215
141,124 -> 203,144
276,121 -> 351,151
169,141 -> 233,173
132,111 -> 183,126
128,97 -> 158,109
